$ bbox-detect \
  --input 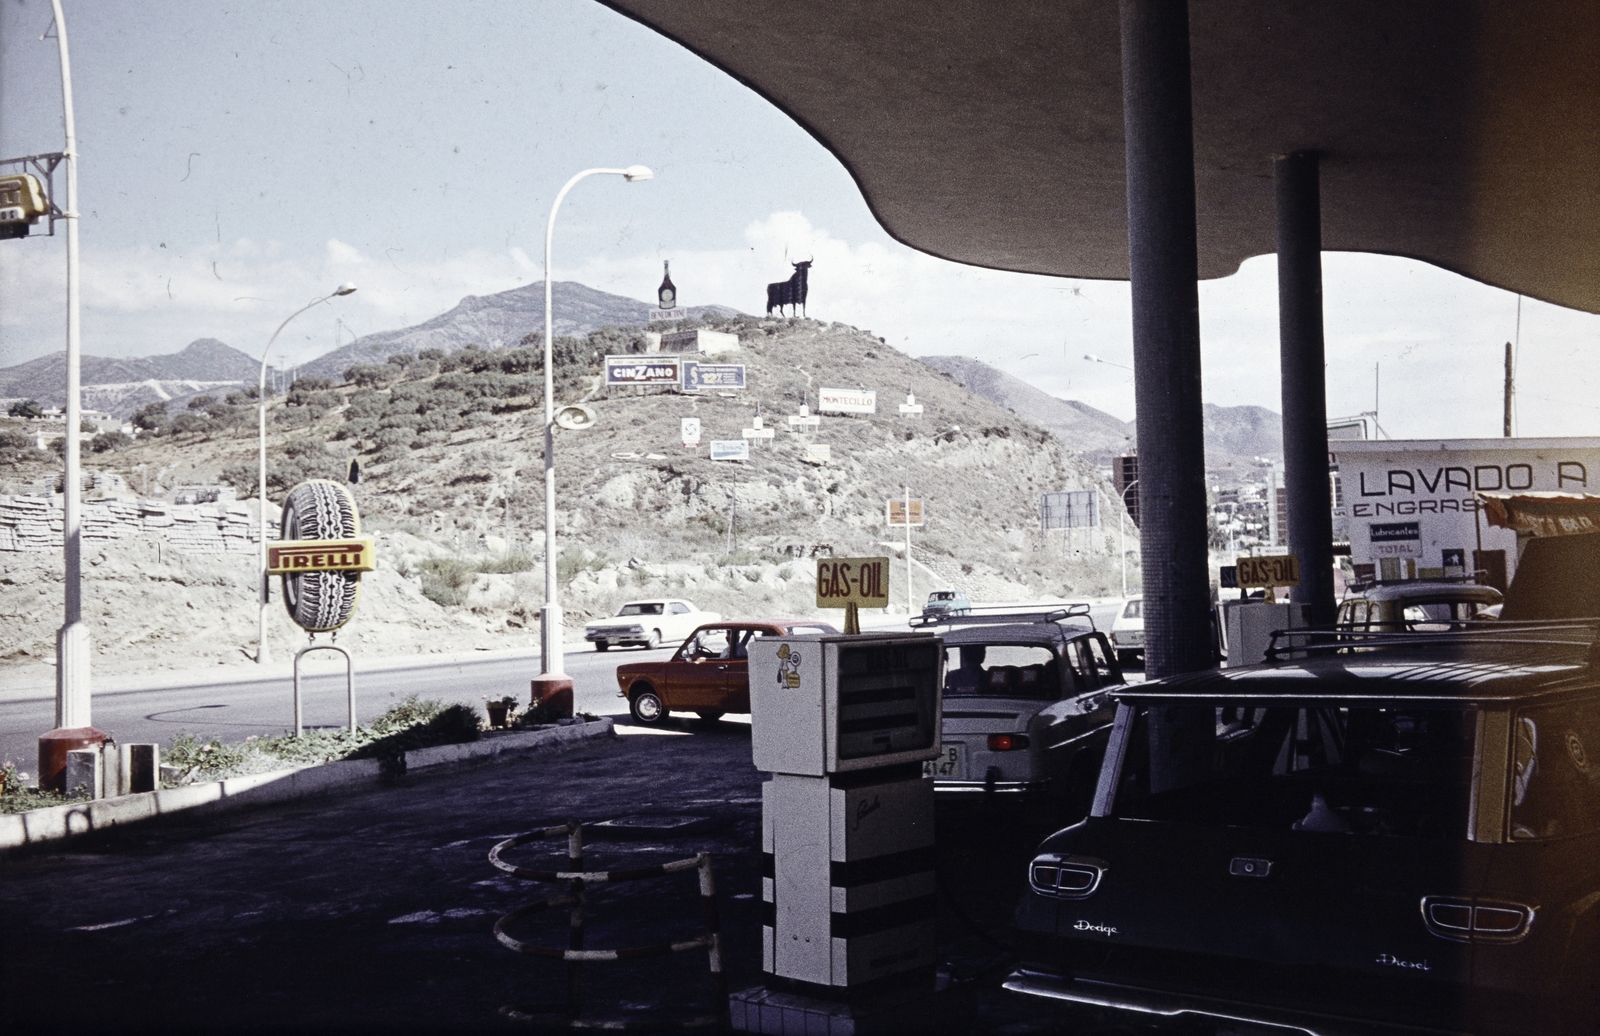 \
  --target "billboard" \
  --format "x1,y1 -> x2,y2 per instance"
682,361 -> 746,392
818,387 -> 877,414
1332,437 -> 1600,583
604,354 -> 681,386
709,440 -> 749,461
887,499 -> 924,527
681,417 -> 701,448
1041,490 -> 1099,530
